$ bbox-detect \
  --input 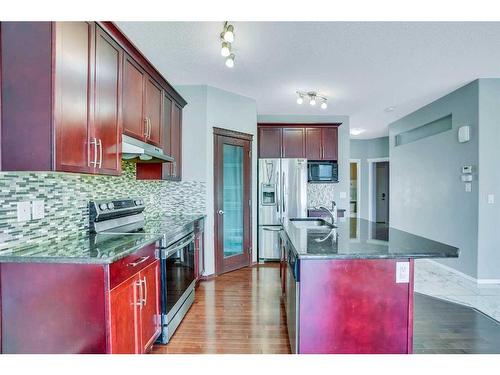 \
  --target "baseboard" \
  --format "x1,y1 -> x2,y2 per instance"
425,259 -> 500,285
